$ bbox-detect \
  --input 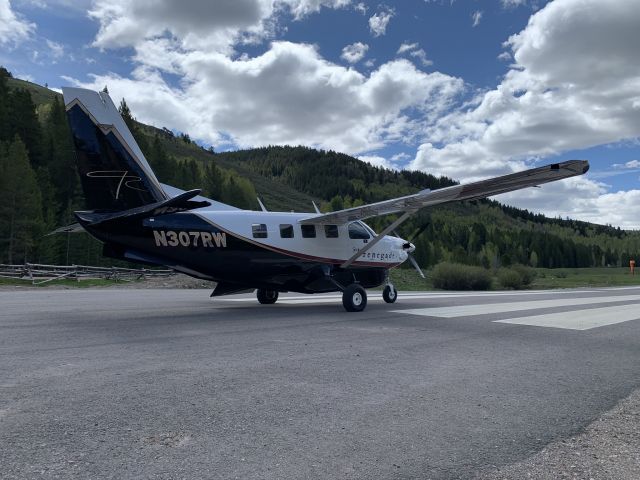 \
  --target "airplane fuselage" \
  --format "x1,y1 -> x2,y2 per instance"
81,209 -> 410,295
